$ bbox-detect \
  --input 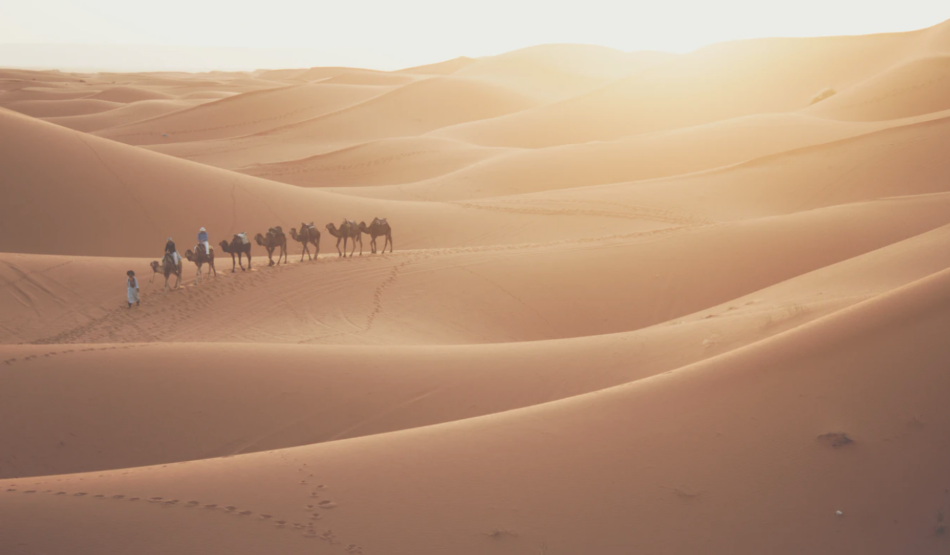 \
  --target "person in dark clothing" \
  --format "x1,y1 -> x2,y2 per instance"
165,237 -> 180,265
